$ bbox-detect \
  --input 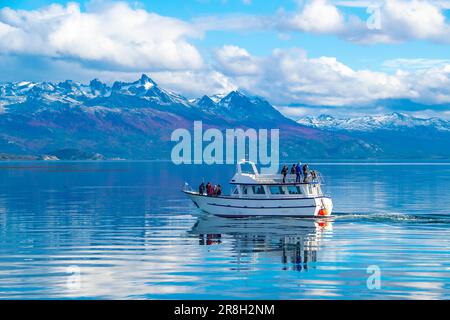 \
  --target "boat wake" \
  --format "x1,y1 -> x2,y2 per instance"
332,212 -> 450,224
